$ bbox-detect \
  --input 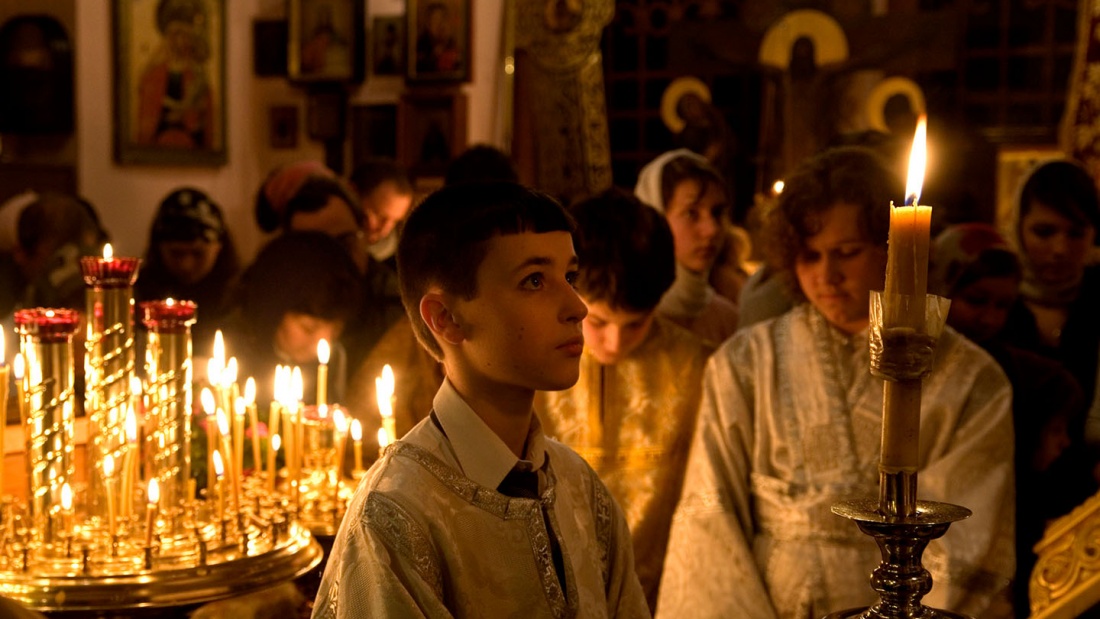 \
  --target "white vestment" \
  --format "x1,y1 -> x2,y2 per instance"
656,305 -> 1016,619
